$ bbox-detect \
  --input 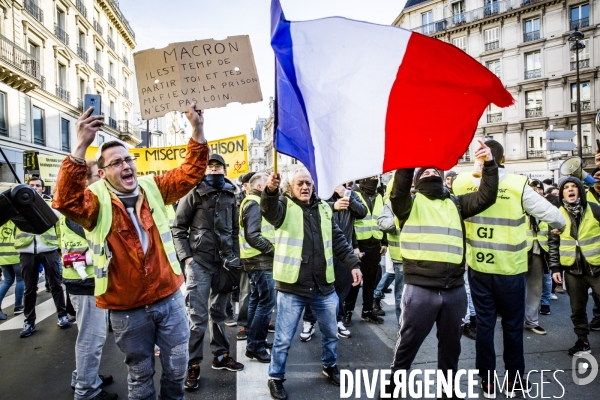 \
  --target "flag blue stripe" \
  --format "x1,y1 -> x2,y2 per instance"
271,0 -> 318,189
